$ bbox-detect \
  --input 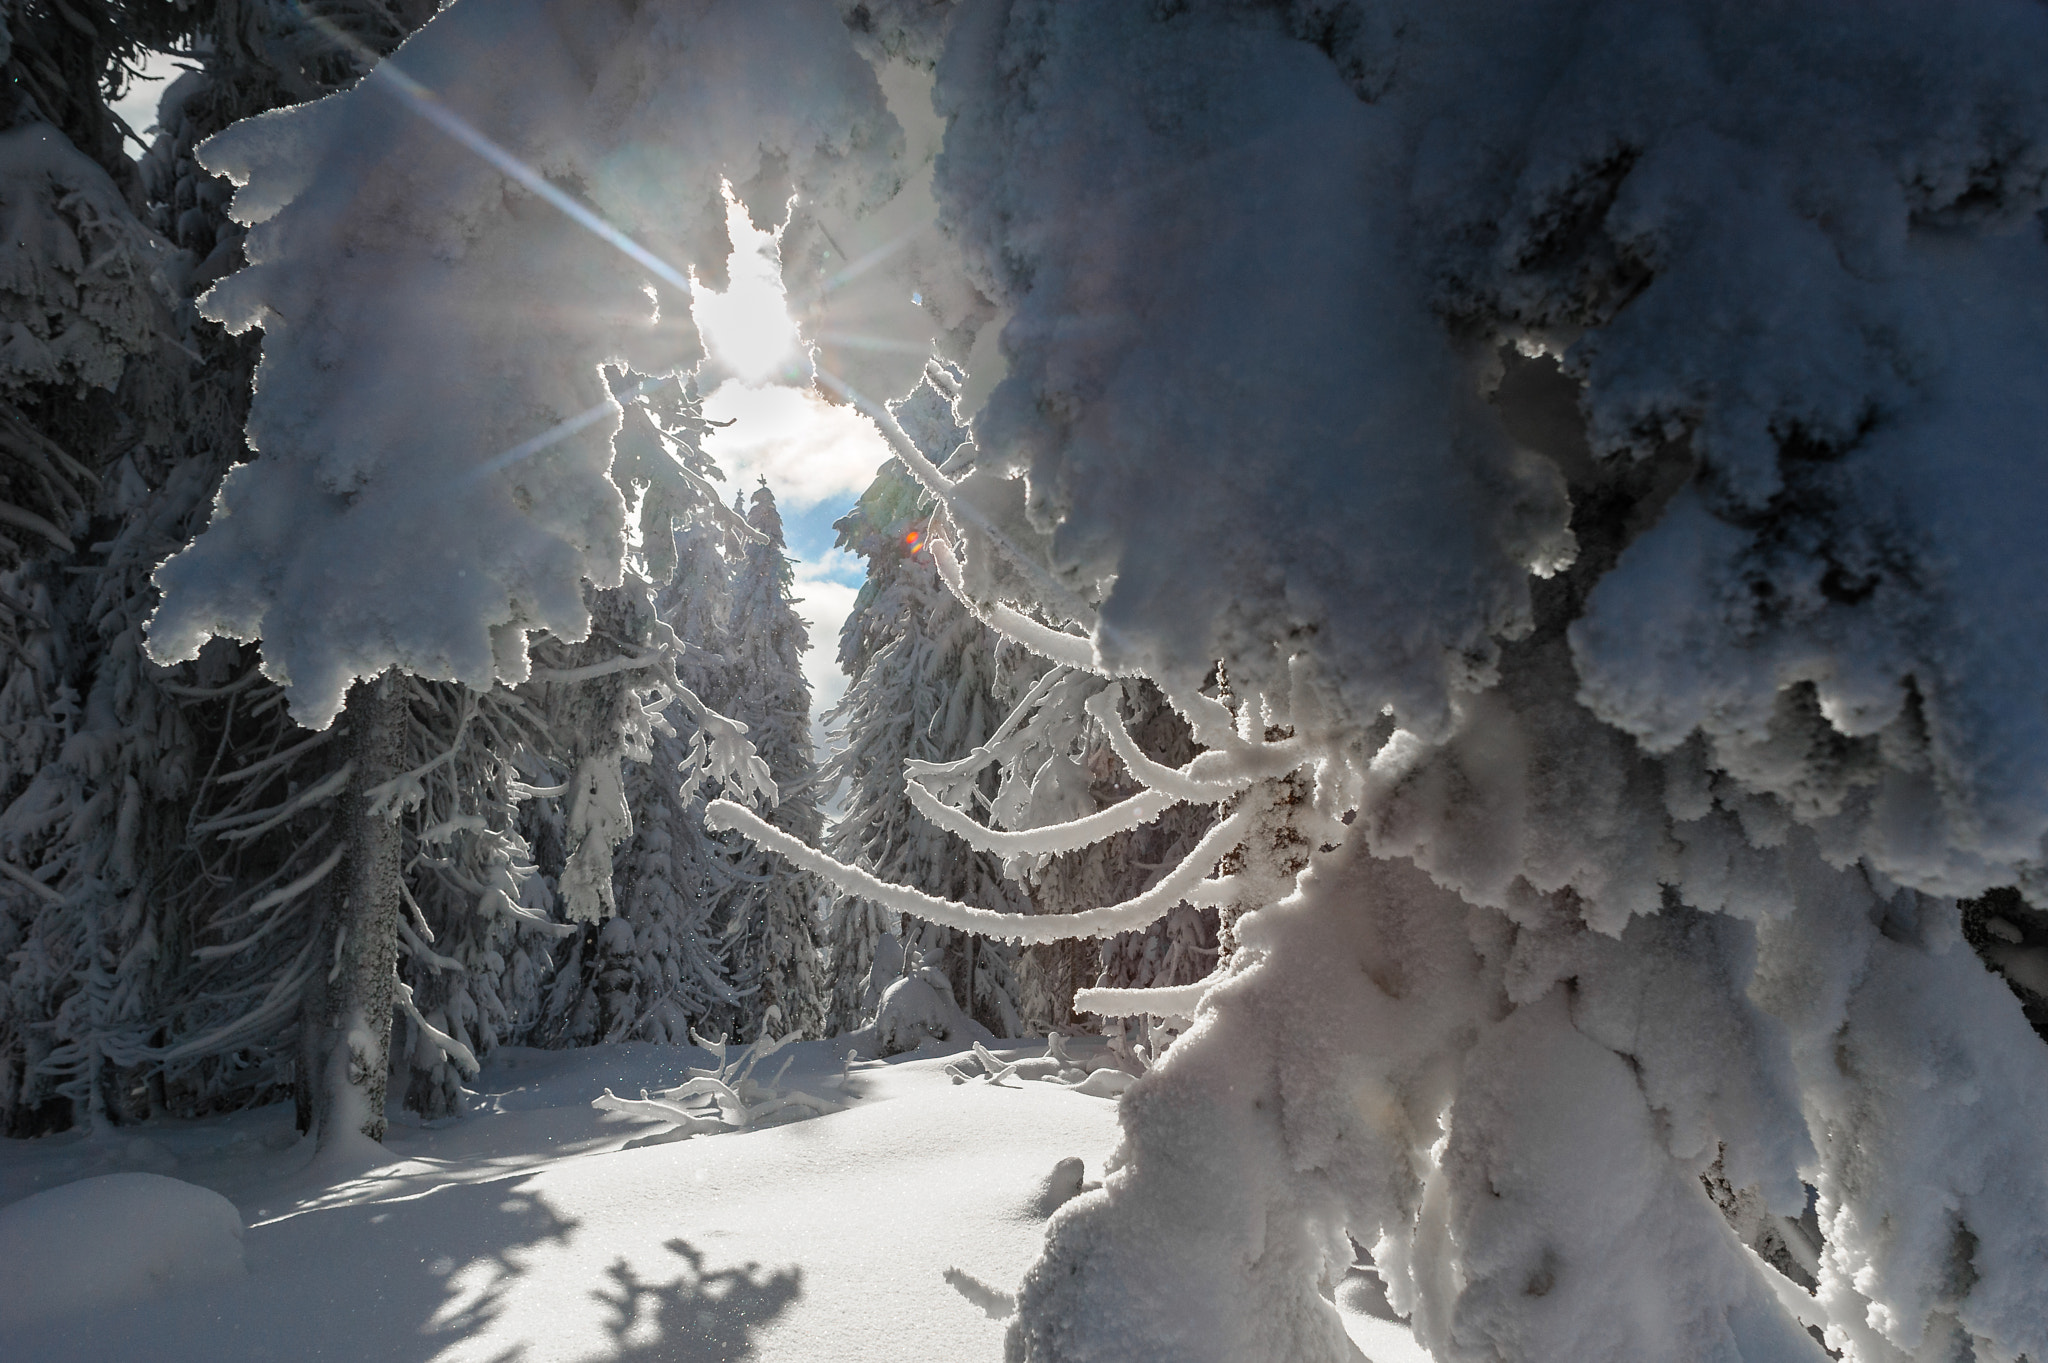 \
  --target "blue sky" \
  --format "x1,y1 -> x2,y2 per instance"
698,379 -> 888,729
